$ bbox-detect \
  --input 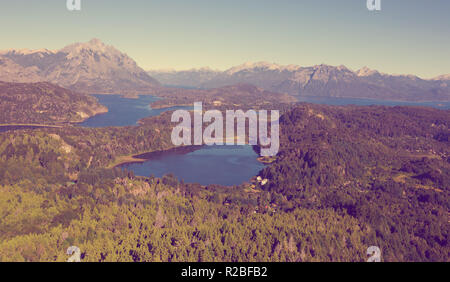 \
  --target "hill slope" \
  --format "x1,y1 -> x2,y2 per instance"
0,81 -> 107,124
